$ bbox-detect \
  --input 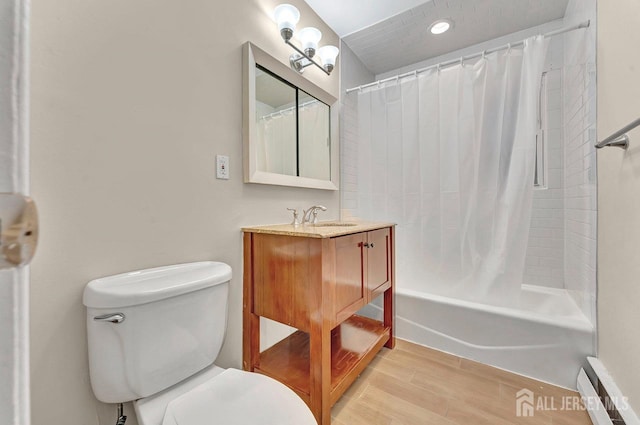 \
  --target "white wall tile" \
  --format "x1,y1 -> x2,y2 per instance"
562,0 -> 597,324
524,58 -> 565,288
